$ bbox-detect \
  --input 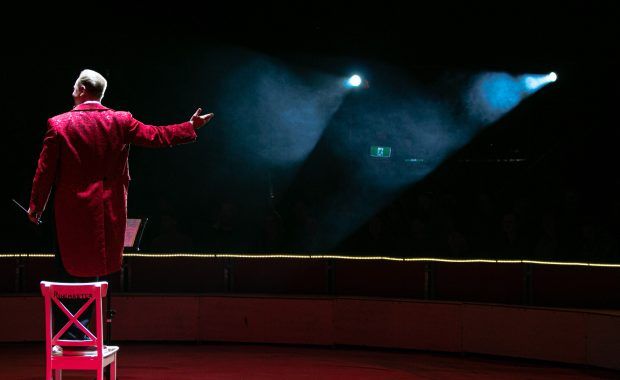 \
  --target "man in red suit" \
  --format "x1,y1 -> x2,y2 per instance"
28,69 -> 214,278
